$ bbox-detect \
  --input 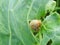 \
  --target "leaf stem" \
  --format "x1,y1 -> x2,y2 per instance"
8,1 -> 11,45
8,9 -> 11,45
27,0 -> 35,24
